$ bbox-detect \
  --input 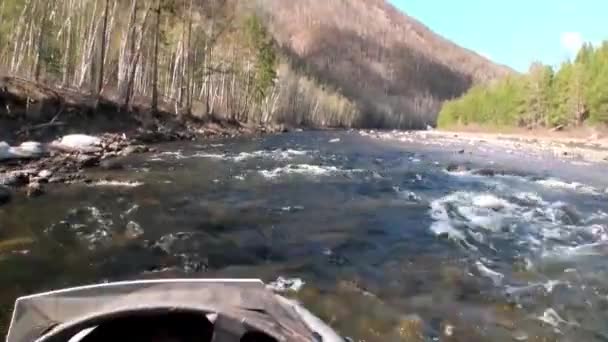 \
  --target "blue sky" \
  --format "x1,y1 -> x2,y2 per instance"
390,0 -> 608,71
